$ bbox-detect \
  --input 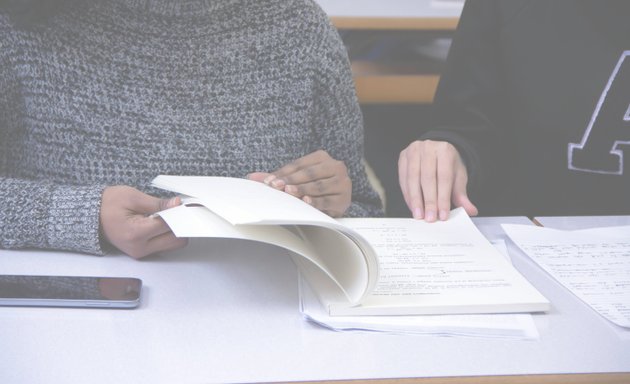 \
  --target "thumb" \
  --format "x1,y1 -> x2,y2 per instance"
454,194 -> 479,216
452,175 -> 478,216
157,196 -> 182,212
